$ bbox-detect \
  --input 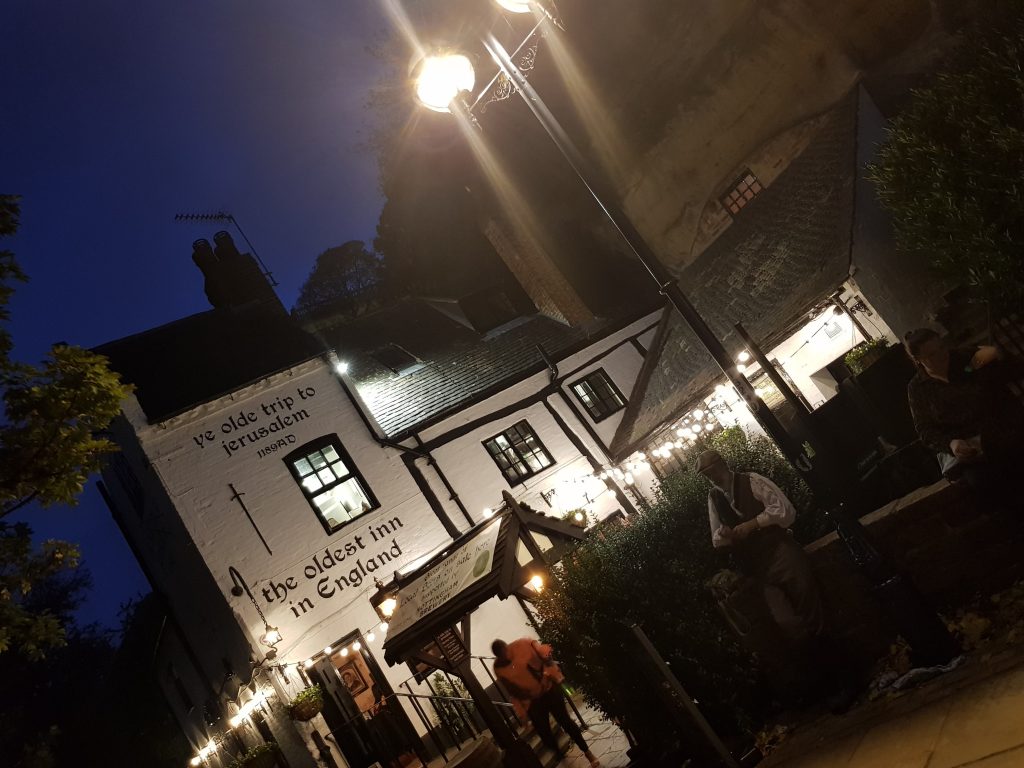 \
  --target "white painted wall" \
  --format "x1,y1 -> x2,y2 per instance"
128,360 -> 456,668
416,312 -> 660,529
105,311 -> 660,767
